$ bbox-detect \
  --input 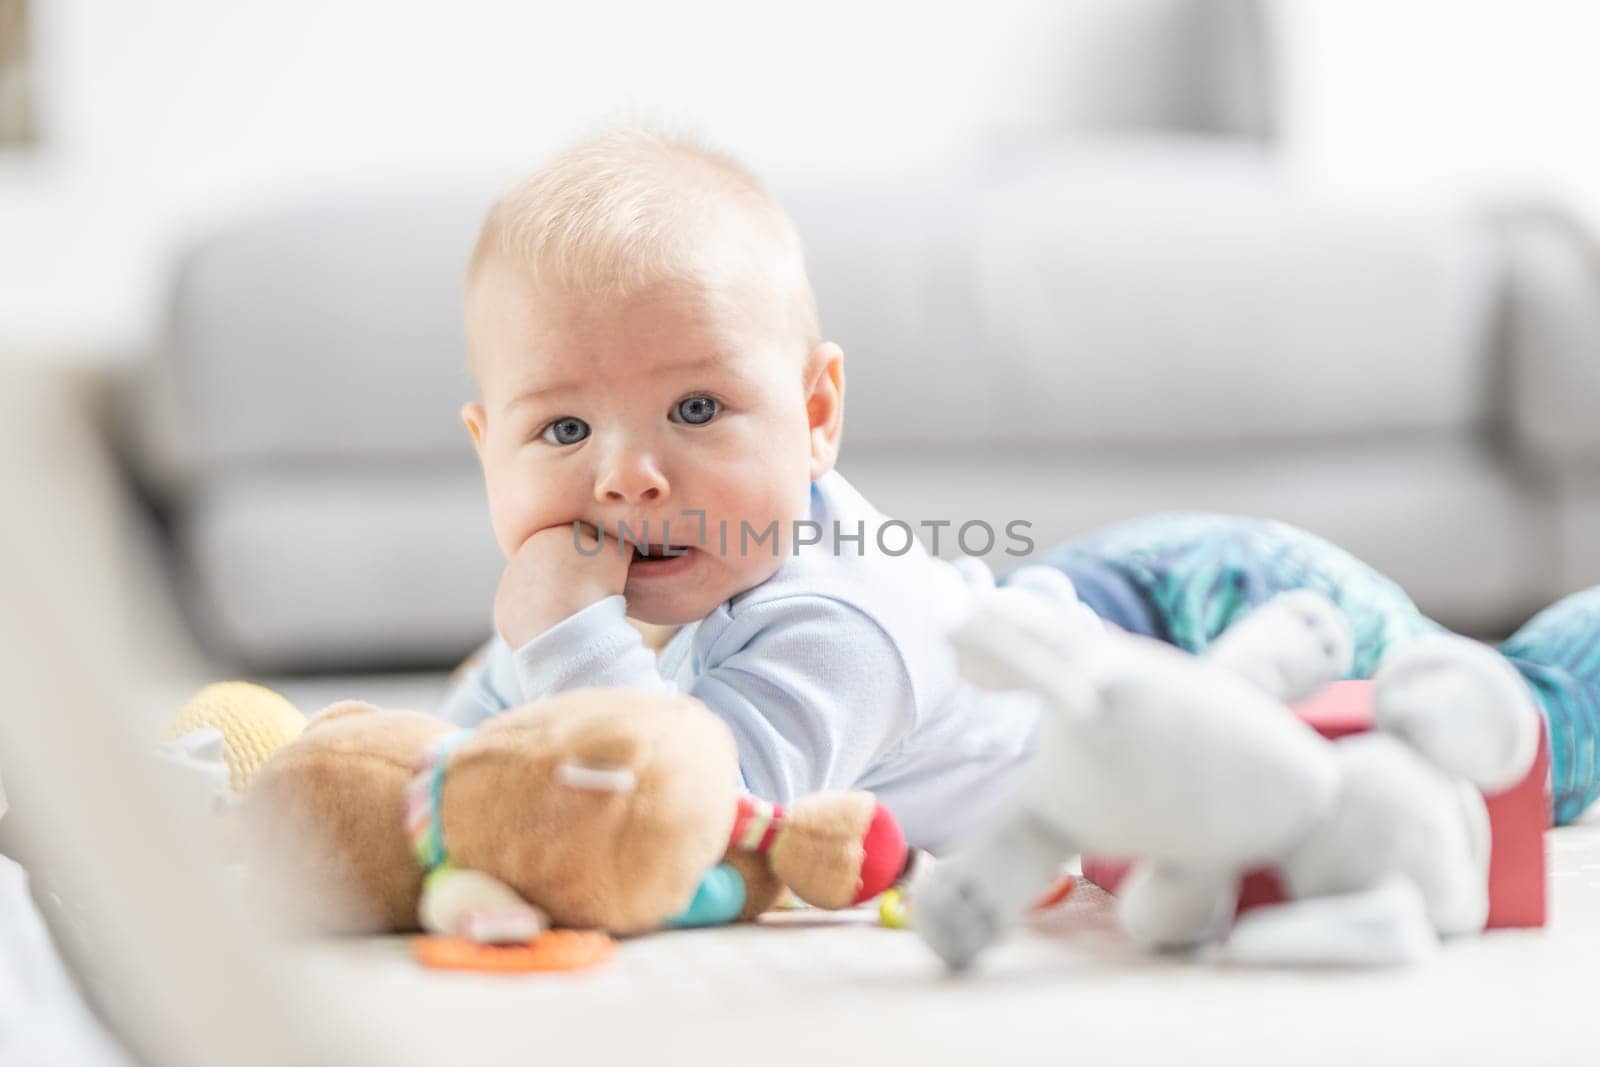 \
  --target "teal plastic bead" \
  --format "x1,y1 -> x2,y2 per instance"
664,862 -> 748,928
